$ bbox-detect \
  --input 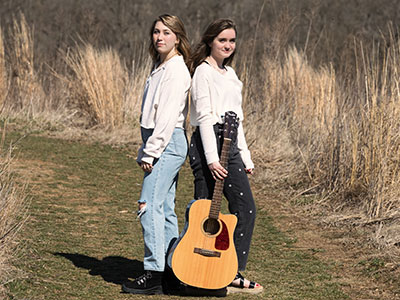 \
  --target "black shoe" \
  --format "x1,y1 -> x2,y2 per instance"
162,265 -> 182,295
121,270 -> 163,295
